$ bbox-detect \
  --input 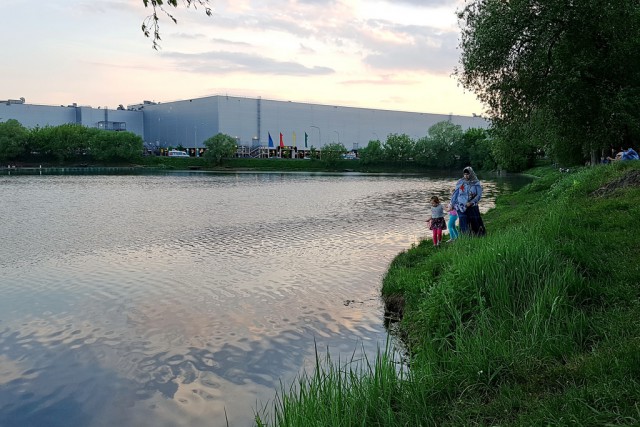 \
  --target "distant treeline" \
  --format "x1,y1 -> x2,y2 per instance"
0,120 -> 143,164
358,121 -> 500,171
0,119 -> 504,171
